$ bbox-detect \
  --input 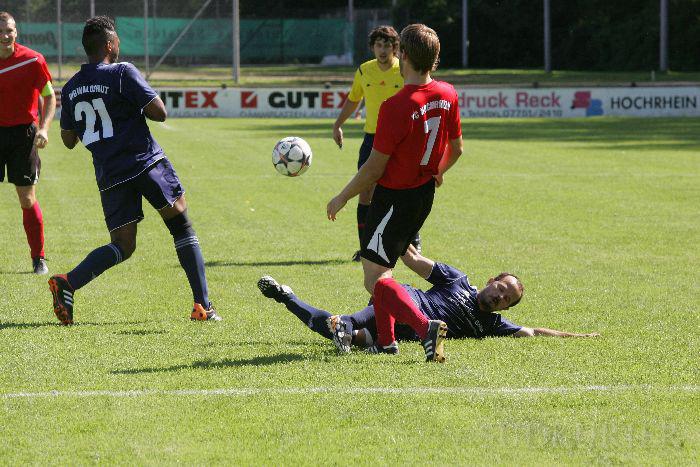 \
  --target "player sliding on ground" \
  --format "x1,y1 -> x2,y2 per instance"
48,16 -> 221,324
327,24 -> 463,361
258,245 -> 599,362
